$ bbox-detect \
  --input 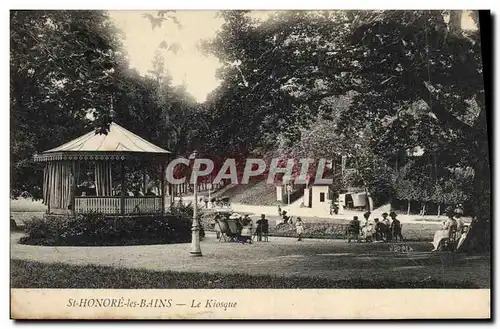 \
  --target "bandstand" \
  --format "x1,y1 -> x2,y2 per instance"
33,123 -> 171,216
